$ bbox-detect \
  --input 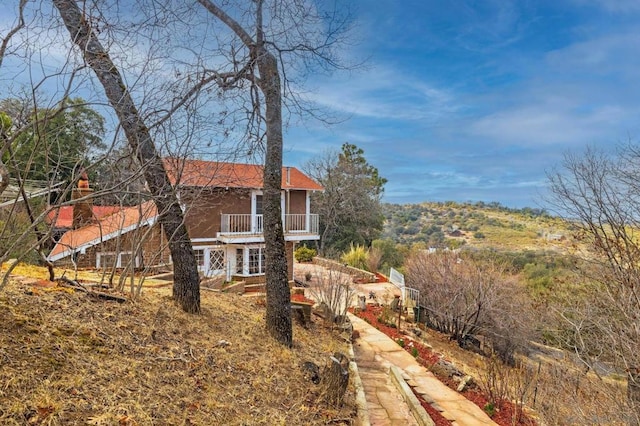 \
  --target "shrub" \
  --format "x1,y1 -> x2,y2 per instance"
294,246 -> 317,262
396,338 -> 405,348
484,402 -> 496,417
341,244 -> 368,270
